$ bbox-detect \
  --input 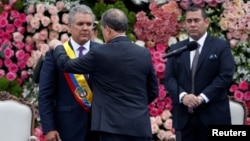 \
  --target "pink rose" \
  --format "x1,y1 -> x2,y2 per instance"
4,48 -> 14,59
30,17 -> 40,29
157,101 -> 165,111
27,5 -> 35,14
26,14 -> 33,23
155,63 -> 165,73
159,89 -> 167,99
6,72 -> 17,81
25,44 -> 34,52
151,122 -> 159,134
156,43 -> 167,53
17,60 -> 27,69
234,90 -> 244,101
150,107 -> 159,116
21,70 -> 29,79
50,15 -> 59,23
0,69 -> 5,77
39,29 -> 48,40
56,1 -> 65,11
52,23 -> 62,32
6,24 -> 15,33
12,32 -> 24,42
48,6 -> 58,15
36,4 -> 45,14
17,26 -> 25,34
19,13 -> 27,22
13,19 -> 22,27
239,81 -> 249,91
10,10 -> 20,18
244,91 -> 250,101
26,57 -> 35,68
15,49 -> 25,60
229,84 -> 238,92
13,41 -> 25,50
8,63 -> 18,73
163,119 -> 173,130
41,16 -> 51,27
0,18 -> 8,28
